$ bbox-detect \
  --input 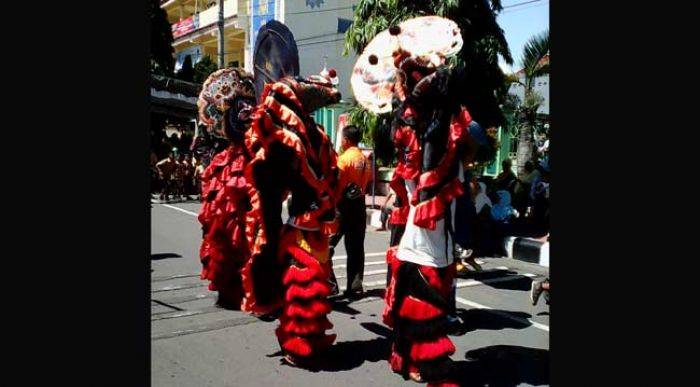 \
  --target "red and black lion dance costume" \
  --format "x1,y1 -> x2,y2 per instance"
351,16 -> 496,386
196,20 -> 343,367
